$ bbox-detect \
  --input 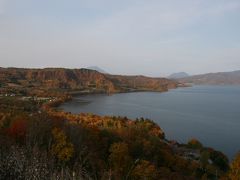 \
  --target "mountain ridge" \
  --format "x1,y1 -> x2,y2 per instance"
168,72 -> 189,79
179,70 -> 240,85
0,67 -> 178,95
86,66 -> 108,74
